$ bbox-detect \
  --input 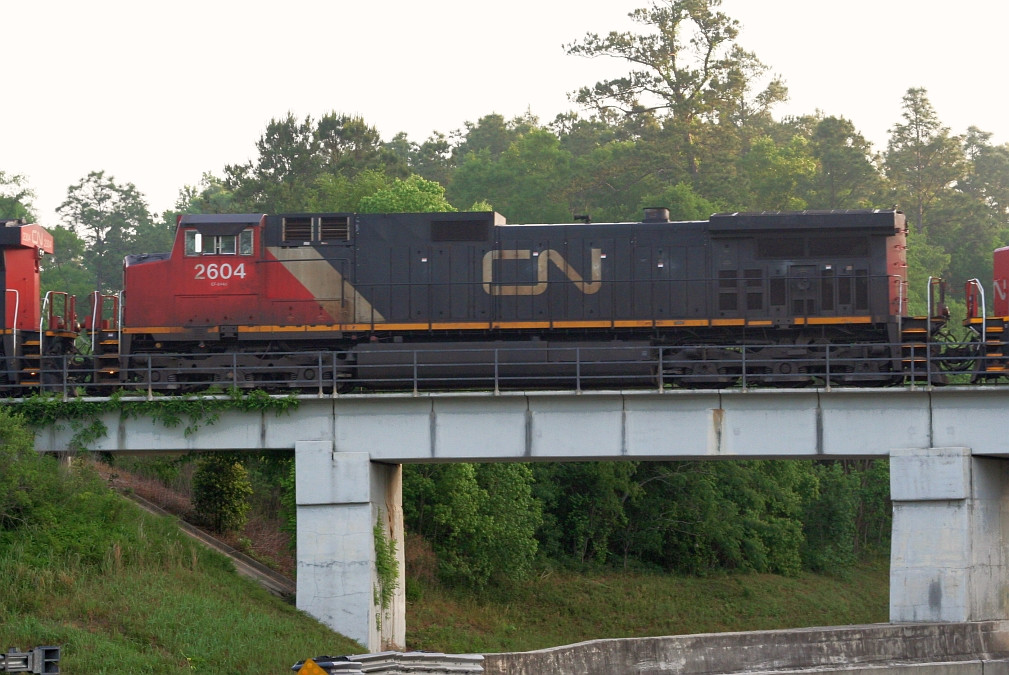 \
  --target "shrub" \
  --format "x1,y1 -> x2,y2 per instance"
191,453 -> 252,533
